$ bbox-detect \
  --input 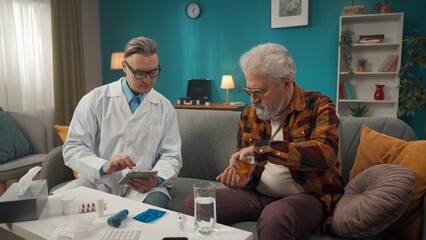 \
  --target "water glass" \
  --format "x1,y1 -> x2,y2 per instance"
194,181 -> 217,235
